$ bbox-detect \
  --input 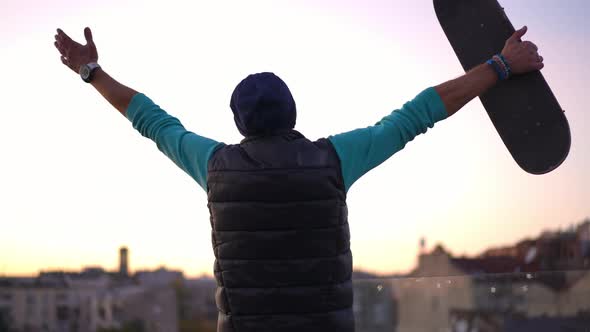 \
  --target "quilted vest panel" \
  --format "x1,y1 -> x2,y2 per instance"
207,131 -> 354,332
